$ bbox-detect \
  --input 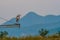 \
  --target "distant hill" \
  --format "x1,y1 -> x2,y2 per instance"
2,11 -> 60,37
